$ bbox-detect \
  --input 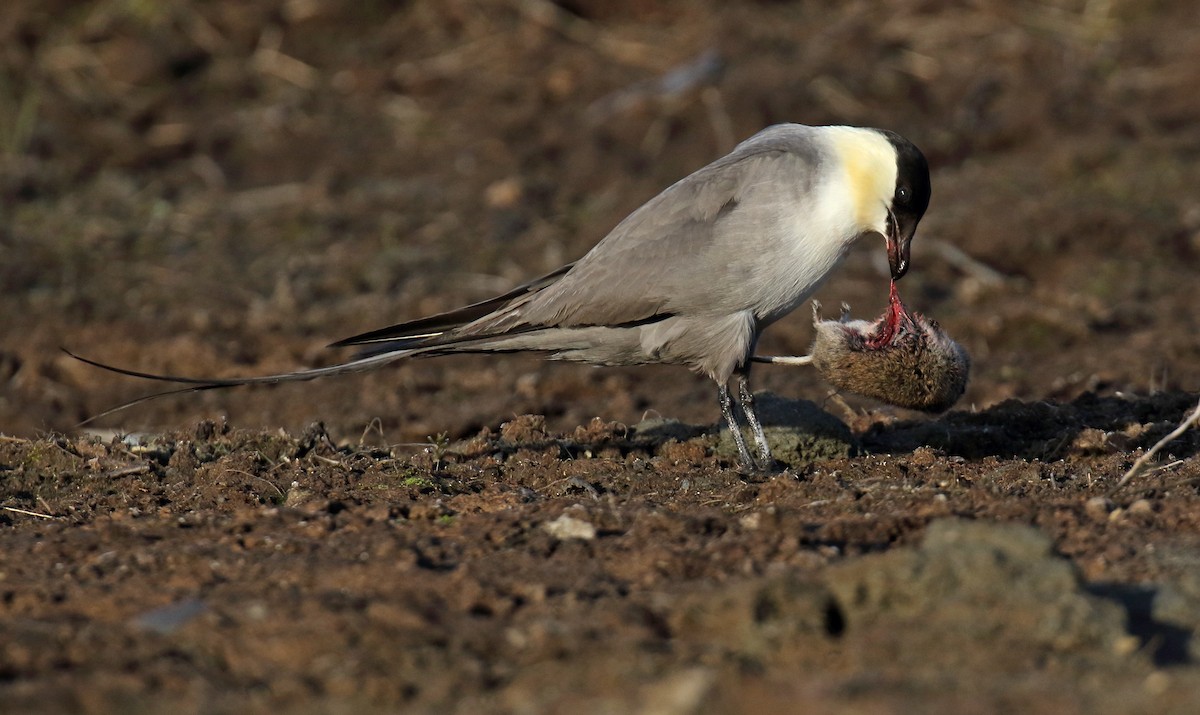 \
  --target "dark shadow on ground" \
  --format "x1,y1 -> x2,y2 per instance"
862,391 -> 1200,461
